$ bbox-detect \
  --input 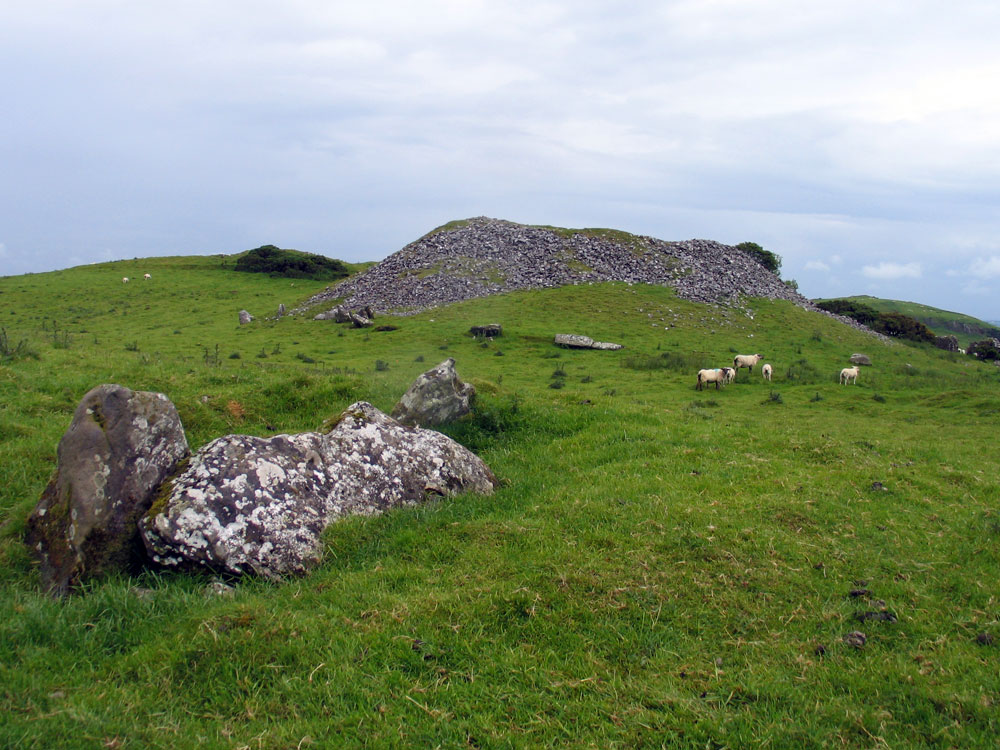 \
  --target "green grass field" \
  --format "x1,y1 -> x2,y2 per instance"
2,257 -> 999,748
